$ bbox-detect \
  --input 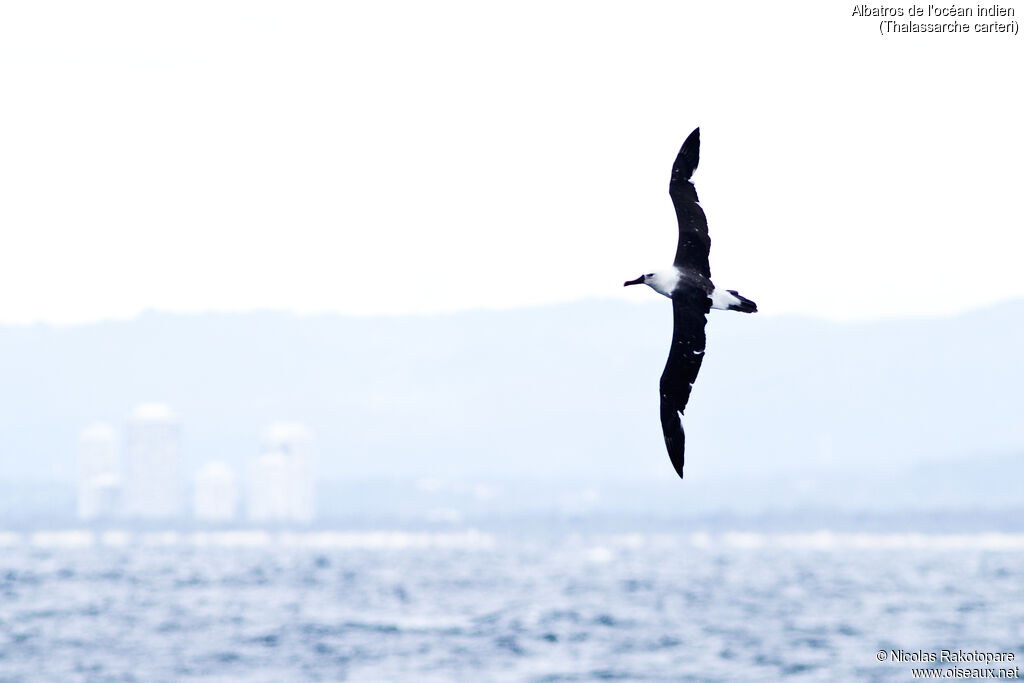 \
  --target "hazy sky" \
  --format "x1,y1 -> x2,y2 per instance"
2,1 -> 1021,325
